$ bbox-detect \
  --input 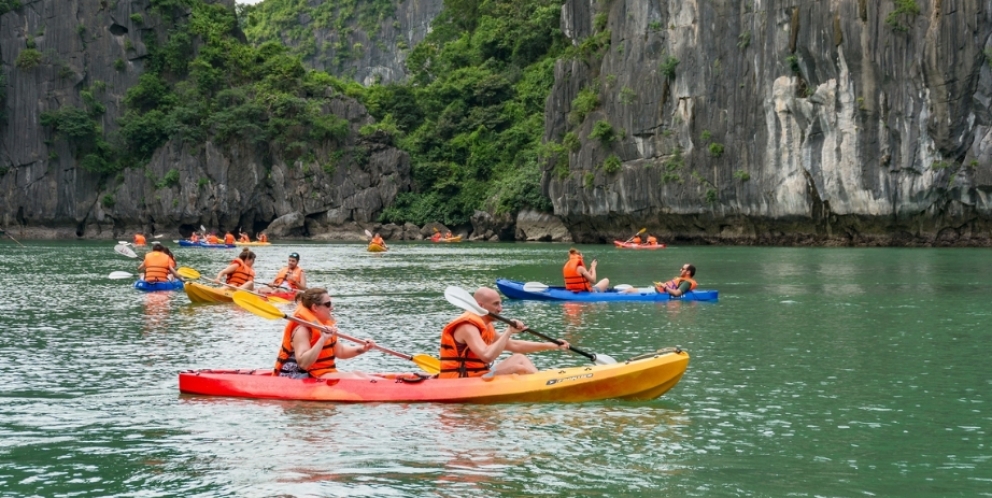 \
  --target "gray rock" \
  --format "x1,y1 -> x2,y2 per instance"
515,210 -> 571,242
266,212 -> 306,237
402,222 -> 422,240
